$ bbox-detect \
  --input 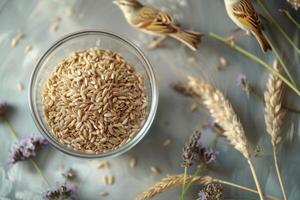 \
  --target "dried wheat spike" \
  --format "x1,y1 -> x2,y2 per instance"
264,60 -> 285,146
188,76 -> 251,159
287,0 -> 300,9
135,175 -> 212,200
171,81 -> 196,97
